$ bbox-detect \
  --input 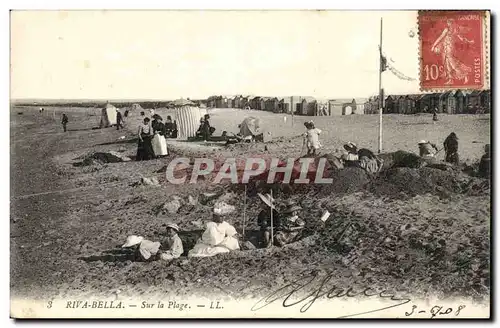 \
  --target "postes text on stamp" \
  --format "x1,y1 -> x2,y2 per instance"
419,10 -> 485,90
